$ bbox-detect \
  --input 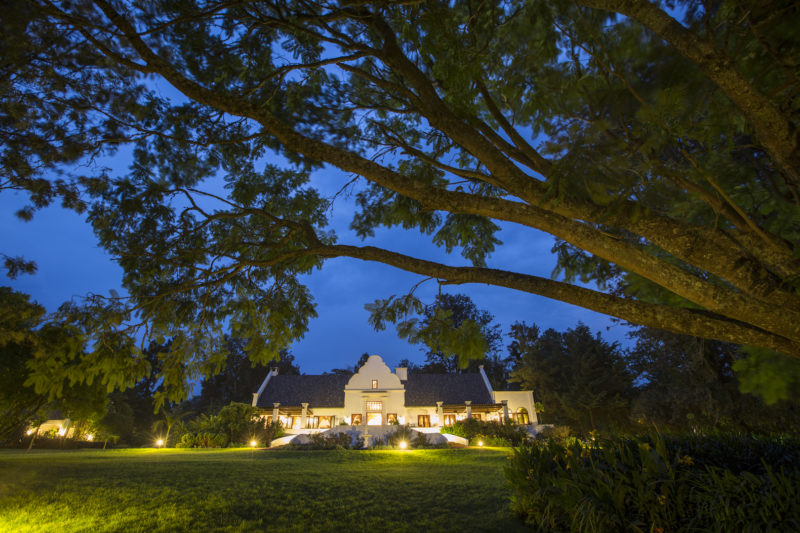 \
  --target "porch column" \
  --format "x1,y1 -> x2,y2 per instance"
272,403 -> 280,424
436,401 -> 444,426
502,400 -> 509,422
301,403 -> 309,429
465,401 -> 472,419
